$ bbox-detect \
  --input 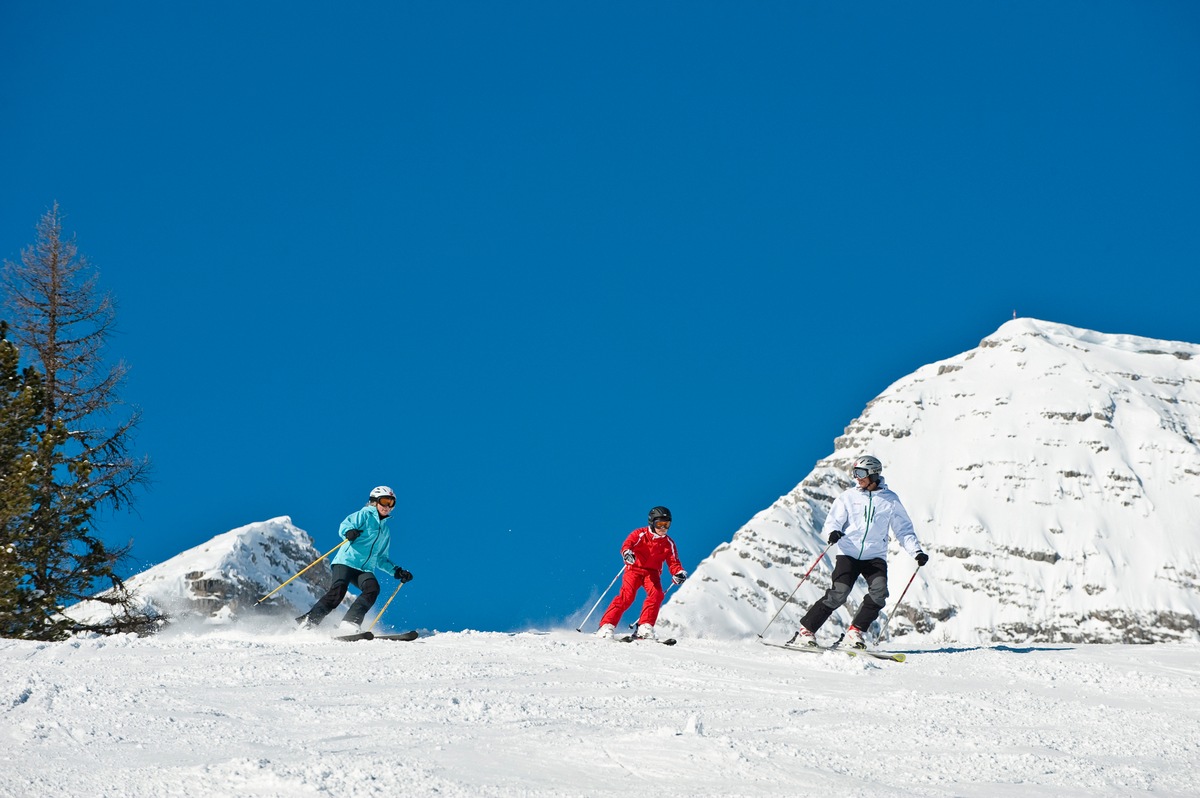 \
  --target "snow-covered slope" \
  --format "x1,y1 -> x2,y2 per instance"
661,318 -> 1200,645
4,630 -> 1199,797
67,517 -> 331,625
